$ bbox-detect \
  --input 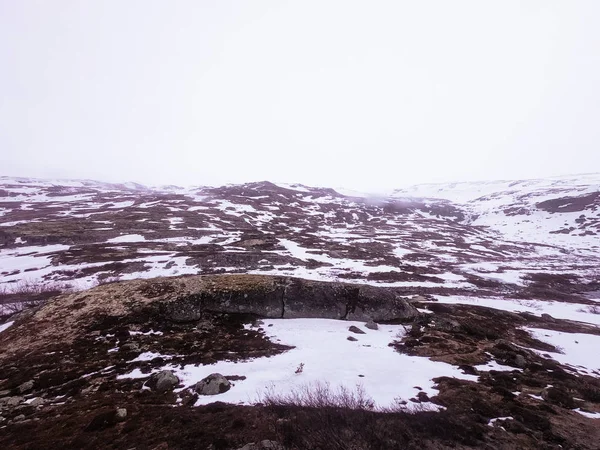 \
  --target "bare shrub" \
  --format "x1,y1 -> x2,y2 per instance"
262,382 -> 476,449
0,280 -> 74,318
262,382 -> 375,410
585,304 -> 600,315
